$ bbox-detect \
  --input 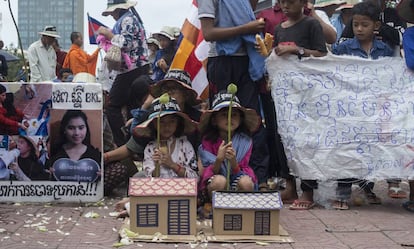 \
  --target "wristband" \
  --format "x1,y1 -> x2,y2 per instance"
175,164 -> 183,173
